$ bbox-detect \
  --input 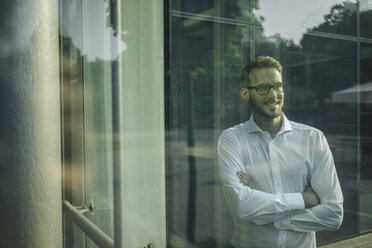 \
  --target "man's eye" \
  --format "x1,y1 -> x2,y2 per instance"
257,86 -> 268,91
